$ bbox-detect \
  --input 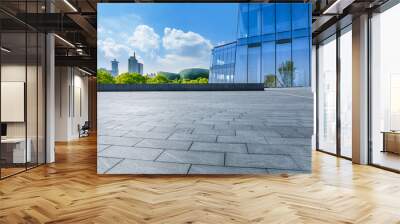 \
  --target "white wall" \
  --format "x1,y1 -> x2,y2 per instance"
55,67 -> 89,141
